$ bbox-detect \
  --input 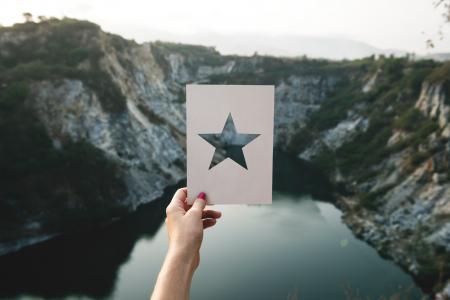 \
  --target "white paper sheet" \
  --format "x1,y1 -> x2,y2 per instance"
186,85 -> 274,204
